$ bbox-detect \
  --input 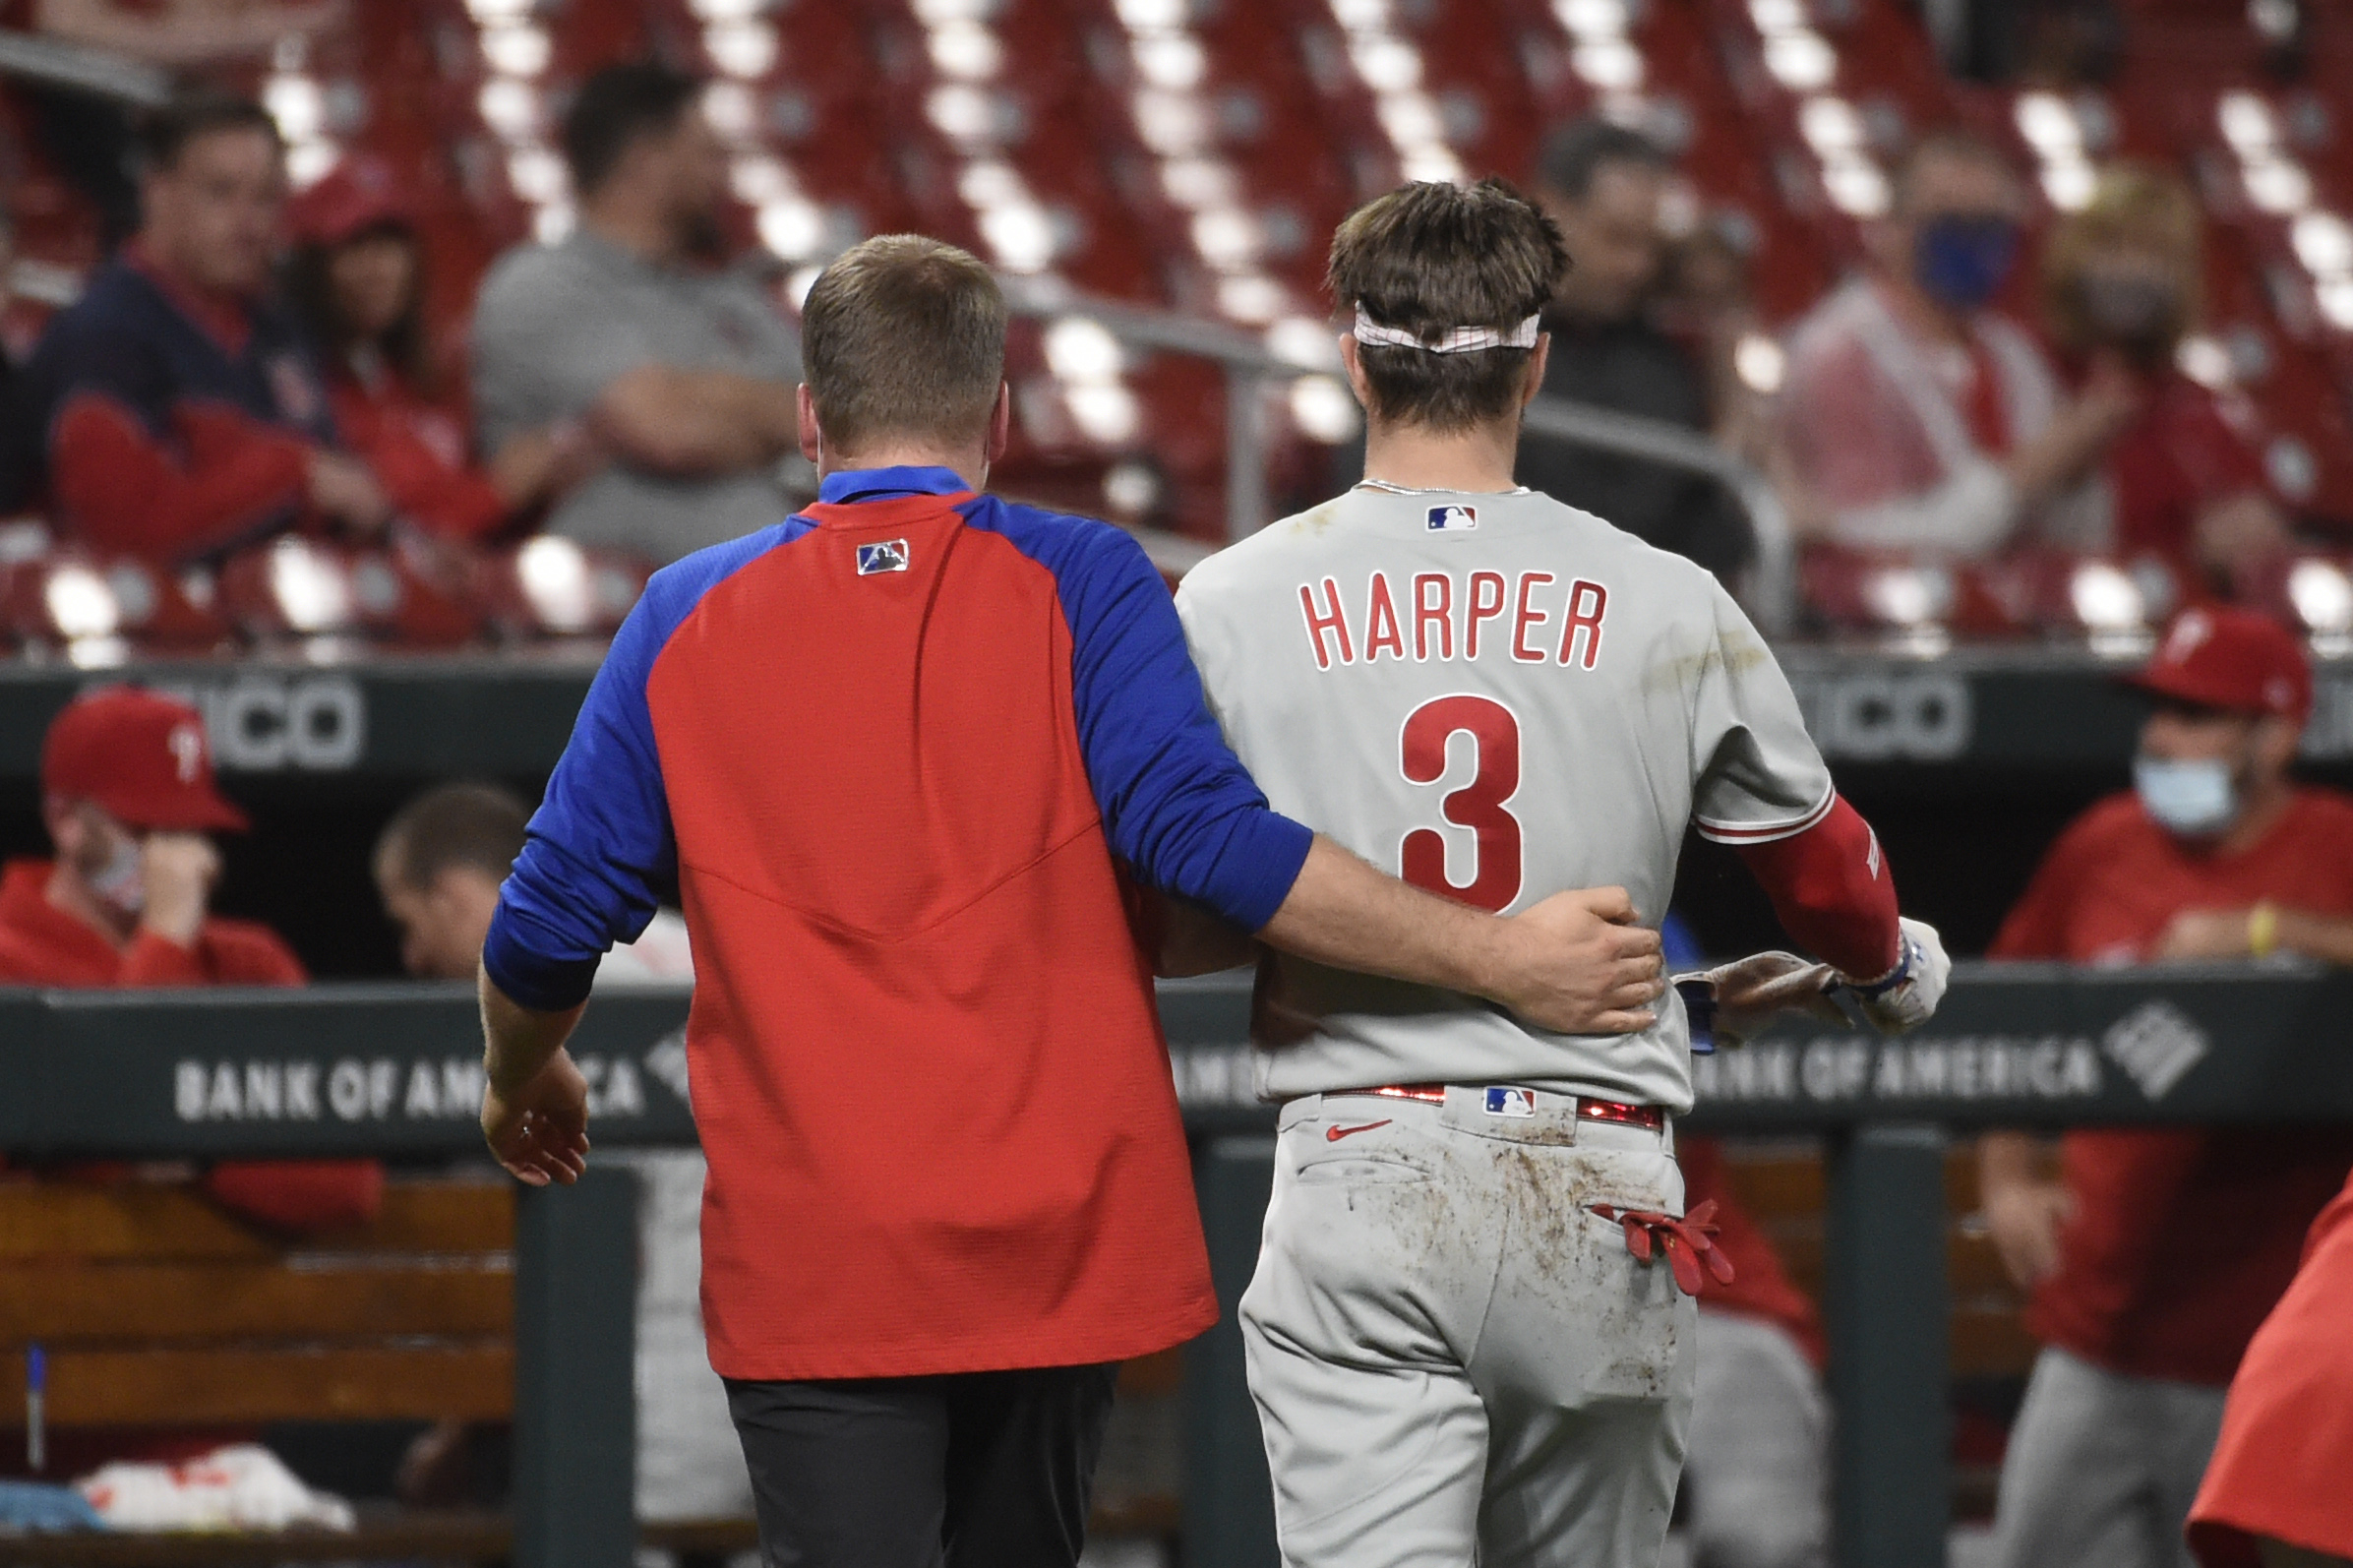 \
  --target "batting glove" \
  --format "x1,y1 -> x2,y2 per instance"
1839,917 -> 1951,1035
1674,950 -> 1845,1053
